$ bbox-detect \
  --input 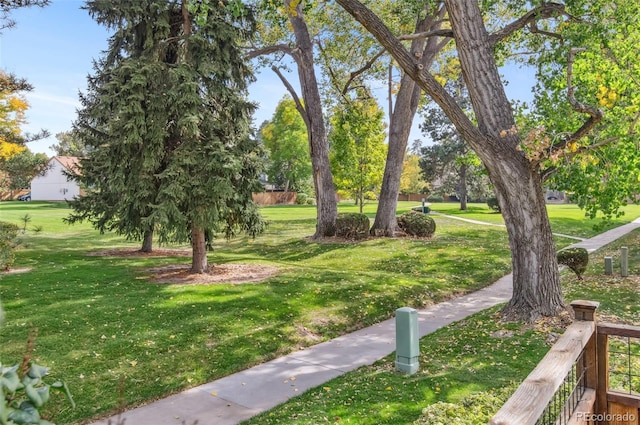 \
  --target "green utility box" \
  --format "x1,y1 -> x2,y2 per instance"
395,307 -> 419,374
